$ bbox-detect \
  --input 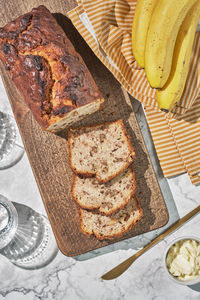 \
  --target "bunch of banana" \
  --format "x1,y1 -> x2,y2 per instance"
132,0 -> 200,111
